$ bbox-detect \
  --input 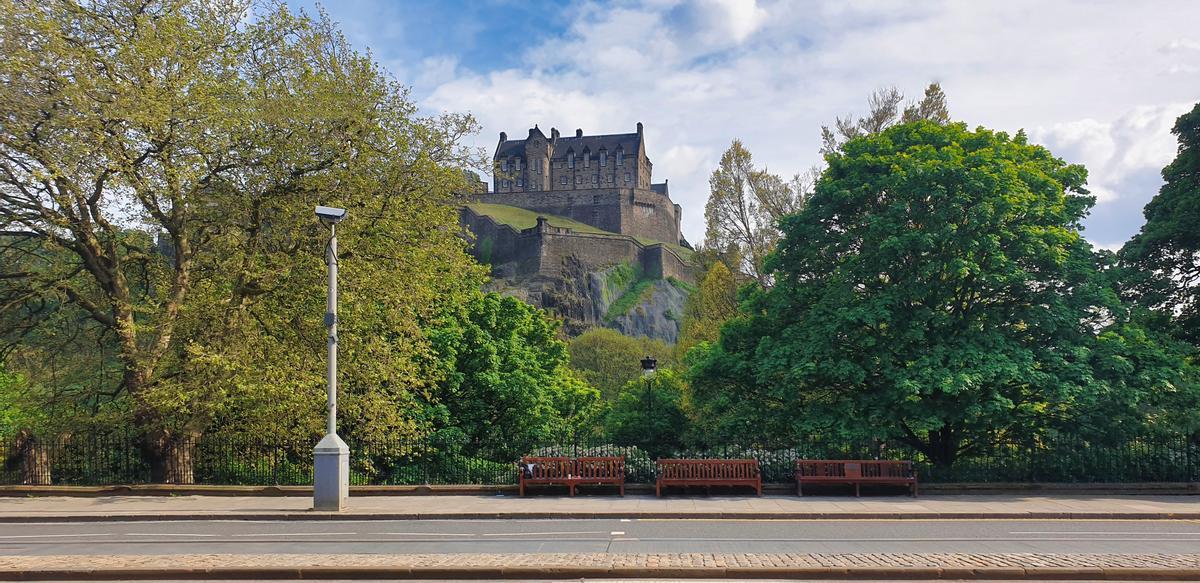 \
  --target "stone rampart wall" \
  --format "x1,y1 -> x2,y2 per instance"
459,207 -> 693,282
